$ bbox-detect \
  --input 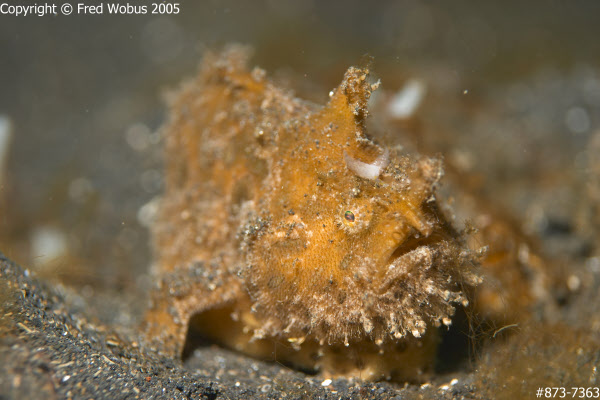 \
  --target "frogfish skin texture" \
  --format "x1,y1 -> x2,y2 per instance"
143,46 -> 480,382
